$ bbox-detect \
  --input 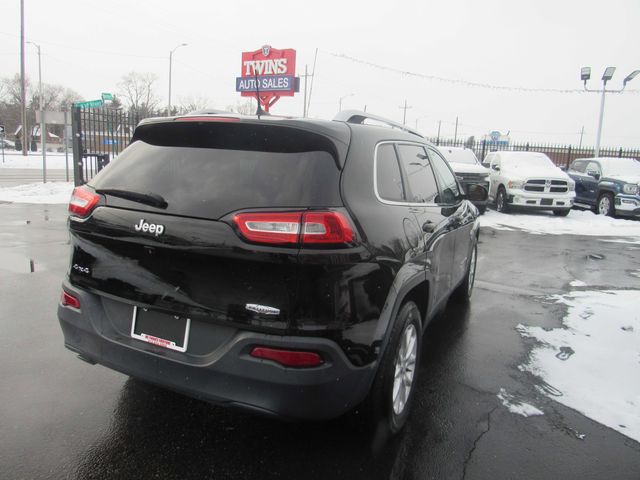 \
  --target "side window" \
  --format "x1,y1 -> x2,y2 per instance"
570,160 -> 586,173
376,144 -> 405,202
428,148 -> 461,204
396,144 -> 439,203
586,161 -> 601,176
